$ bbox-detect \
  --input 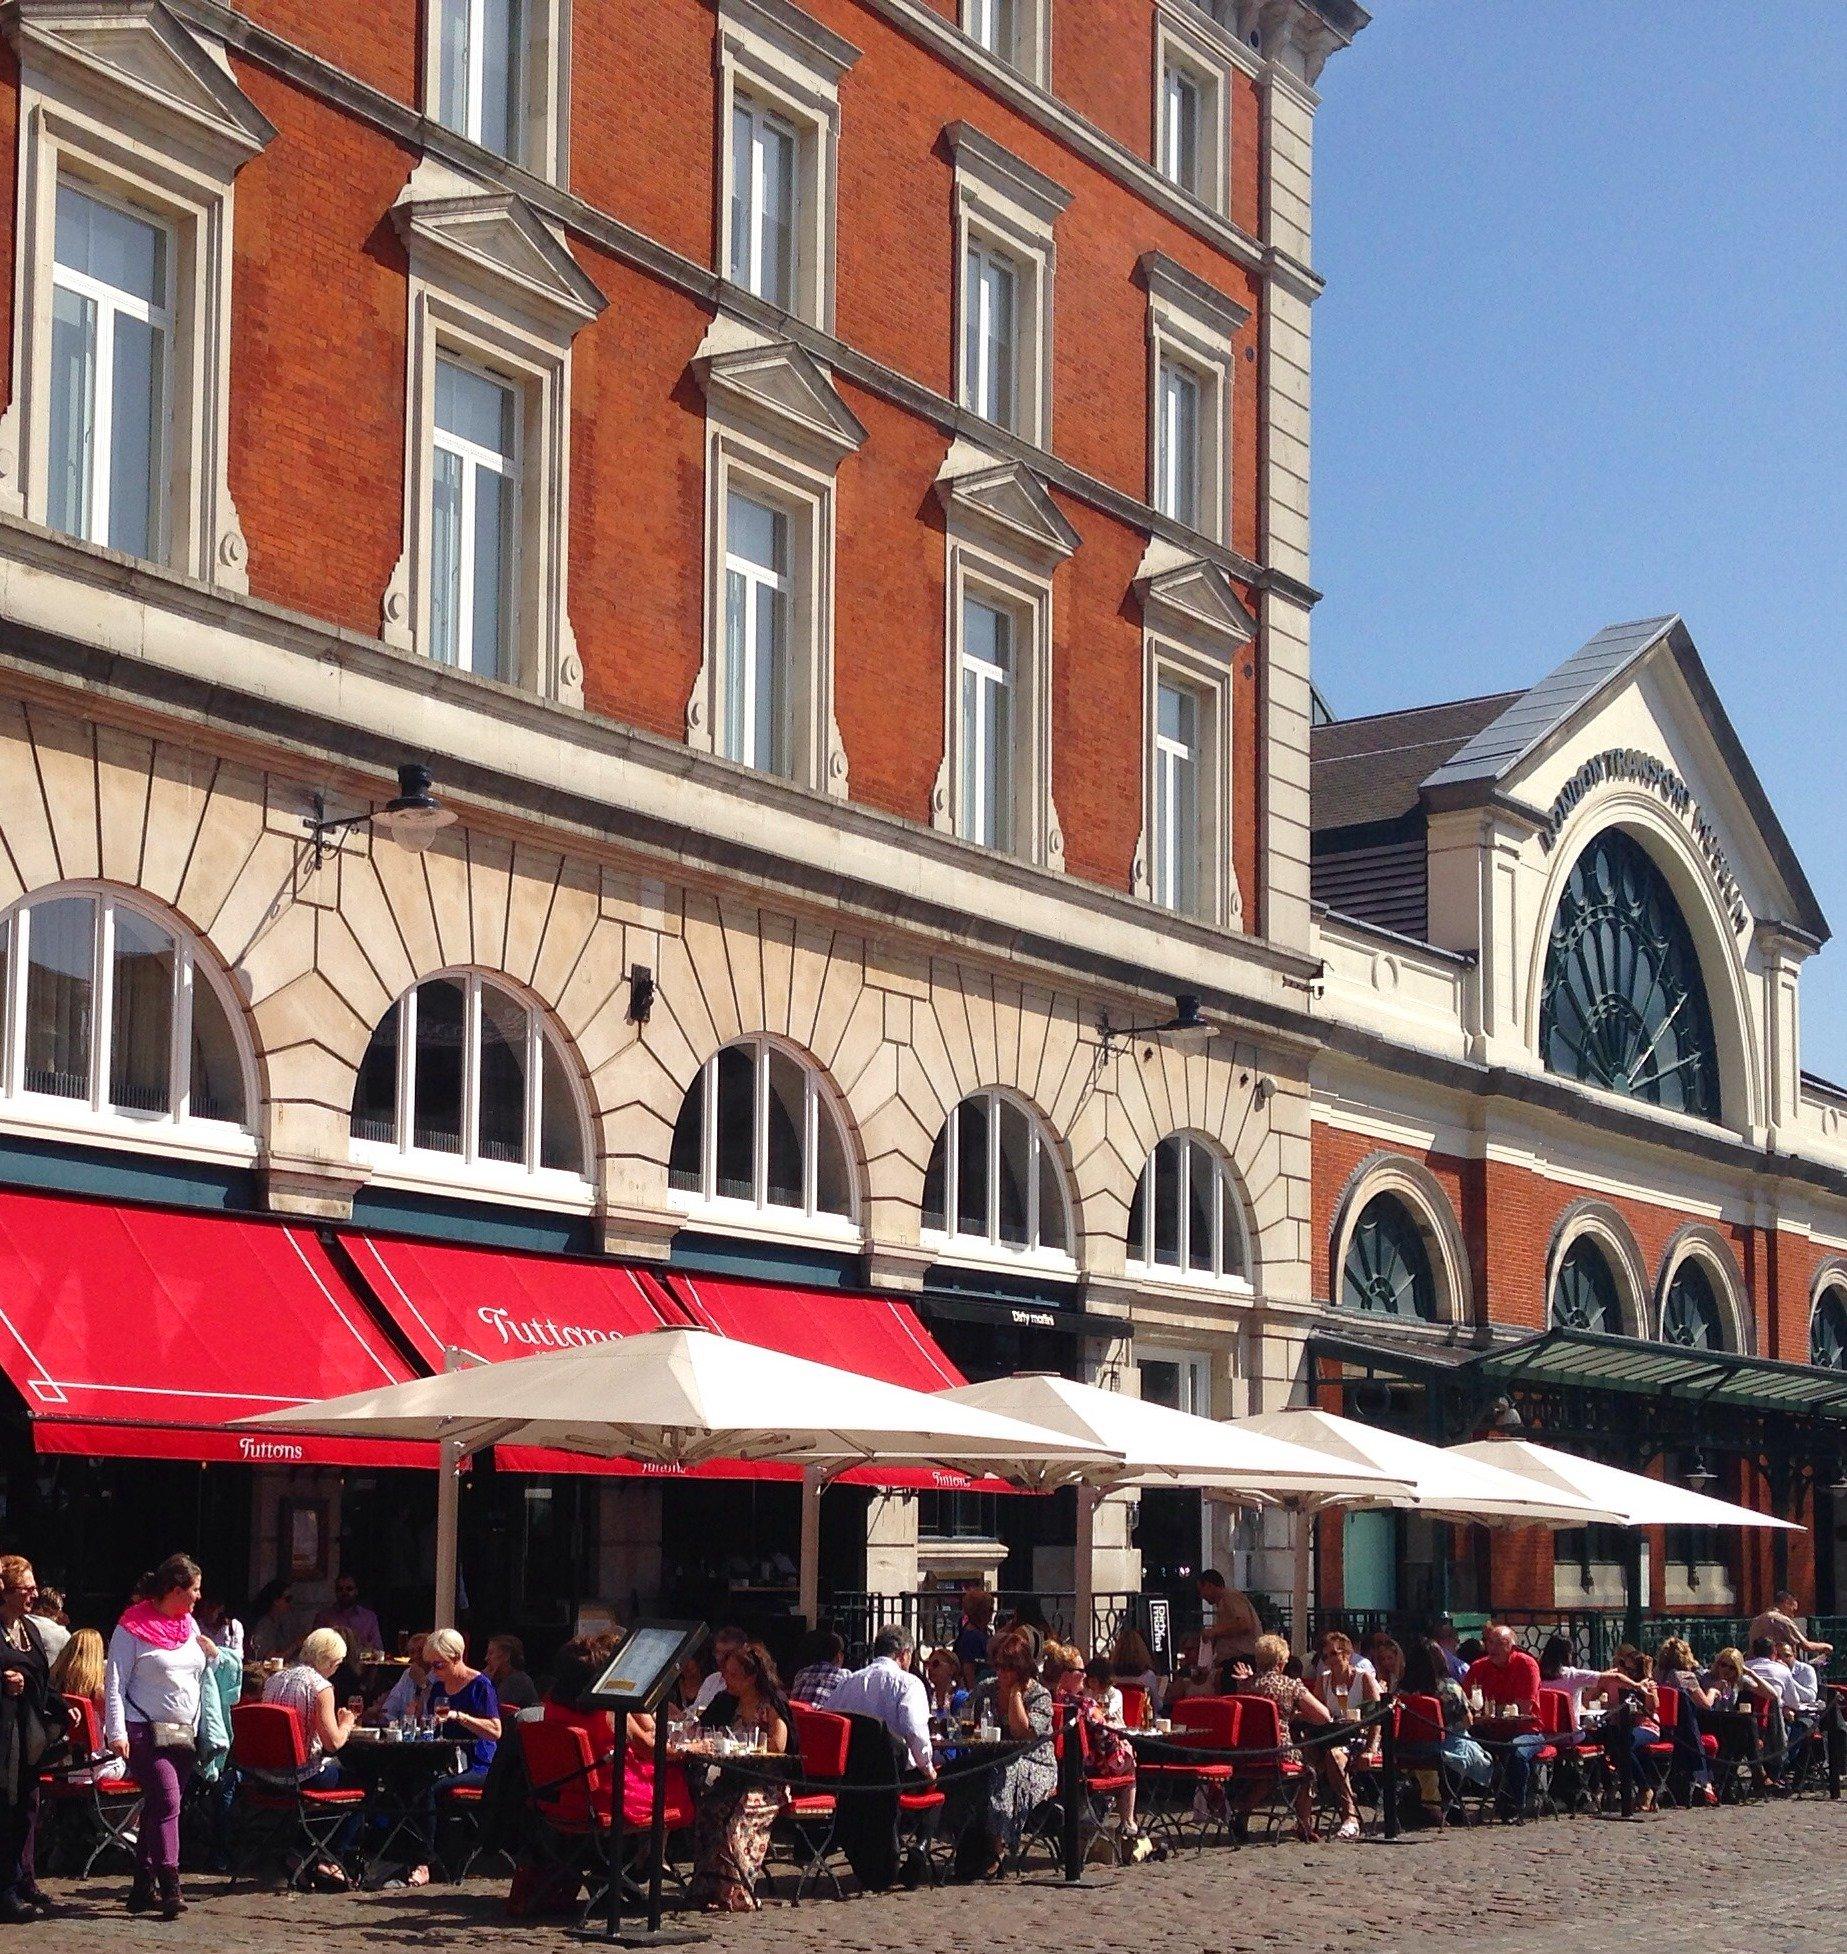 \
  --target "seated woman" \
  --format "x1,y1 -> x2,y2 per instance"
1364,1633 -> 1406,1695
48,1629 -> 127,1784
255,1627 -> 361,1885
1585,1645 -> 1662,1811
1538,1633 -> 1609,1713
257,1628 -> 359,1789
541,1632 -> 693,1830
1044,1644 -> 1149,1862
1245,1634 -> 1358,1843
1083,1657 -> 1125,1726
1399,1635 -> 1492,1821
969,1629 -> 1057,1878
1653,1636 -> 1718,1805
1702,1647 -> 1773,1795
1313,1633 -> 1381,1718
1108,1628 -> 1161,1717
688,1640 -> 791,1913
922,1647 -> 961,1717
408,1629 -> 502,1886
